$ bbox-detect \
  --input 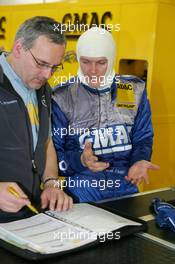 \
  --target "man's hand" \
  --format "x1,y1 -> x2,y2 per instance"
41,185 -> 73,211
125,160 -> 160,185
0,182 -> 30,212
81,142 -> 109,172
